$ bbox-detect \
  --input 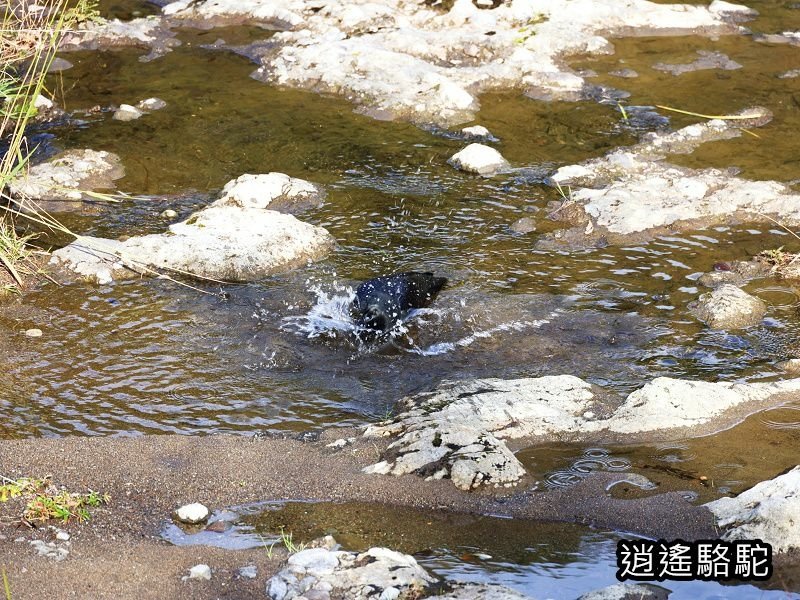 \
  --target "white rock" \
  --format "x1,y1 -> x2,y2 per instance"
777,358 -> 800,374
33,95 -> 53,110
688,284 -> 767,329
364,376 -> 800,488
709,0 -> 758,16
24,328 -> 43,337
268,543 -> 436,599
238,565 -> 257,579
112,104 -> 144,121
287,547 -> 338,576
30,540 -> 68,561
160,209 -> 177,219
448,143 -> 509,176
438,583 -> 535,599
55,530 -> 70,541
461,125 -> 493,140
546,112 -> 800,242
184,564 -> 211,581
215,172 -> 324,212
706,466 -> 800,553
175,502 -> 209,524
50,173 -> 335,284
380,586 -> 400,600
10,149 -> 124,203
325,438 -> 349,448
